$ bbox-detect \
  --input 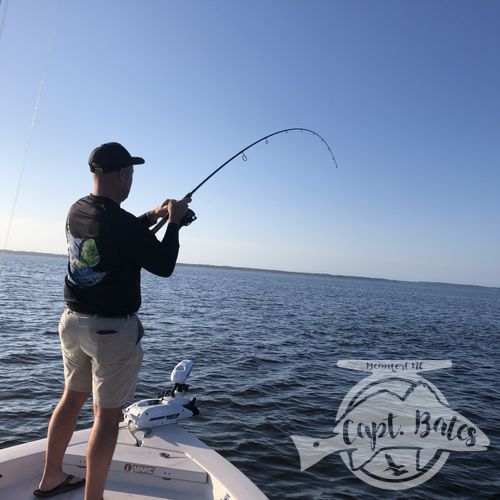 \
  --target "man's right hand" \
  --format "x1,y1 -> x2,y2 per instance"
168,197 -> 192,225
